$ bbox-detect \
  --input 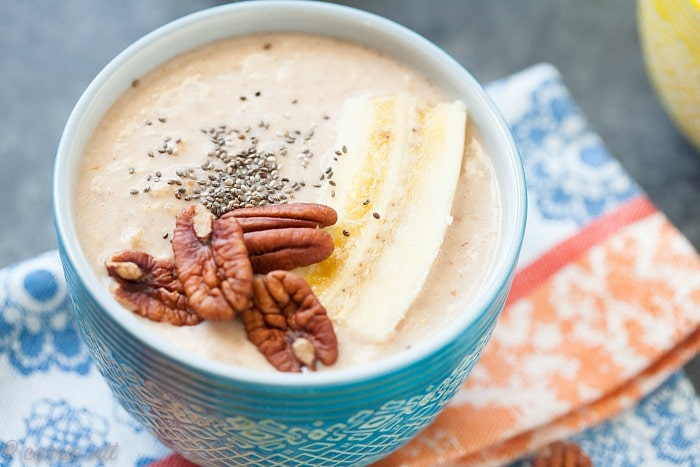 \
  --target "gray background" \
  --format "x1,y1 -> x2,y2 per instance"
1,1 -> 699,392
